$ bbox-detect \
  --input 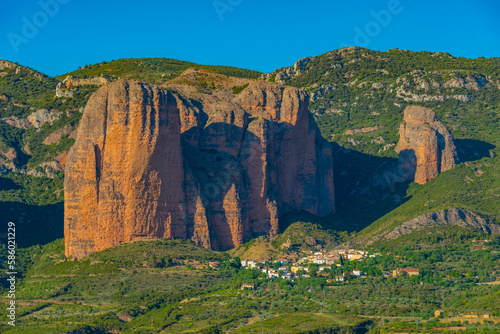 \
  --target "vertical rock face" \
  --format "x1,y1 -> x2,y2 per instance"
177,80 -> 335,251
65,80 -> 185,259
395,106 -> 459,184
65,74 -> 335,259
